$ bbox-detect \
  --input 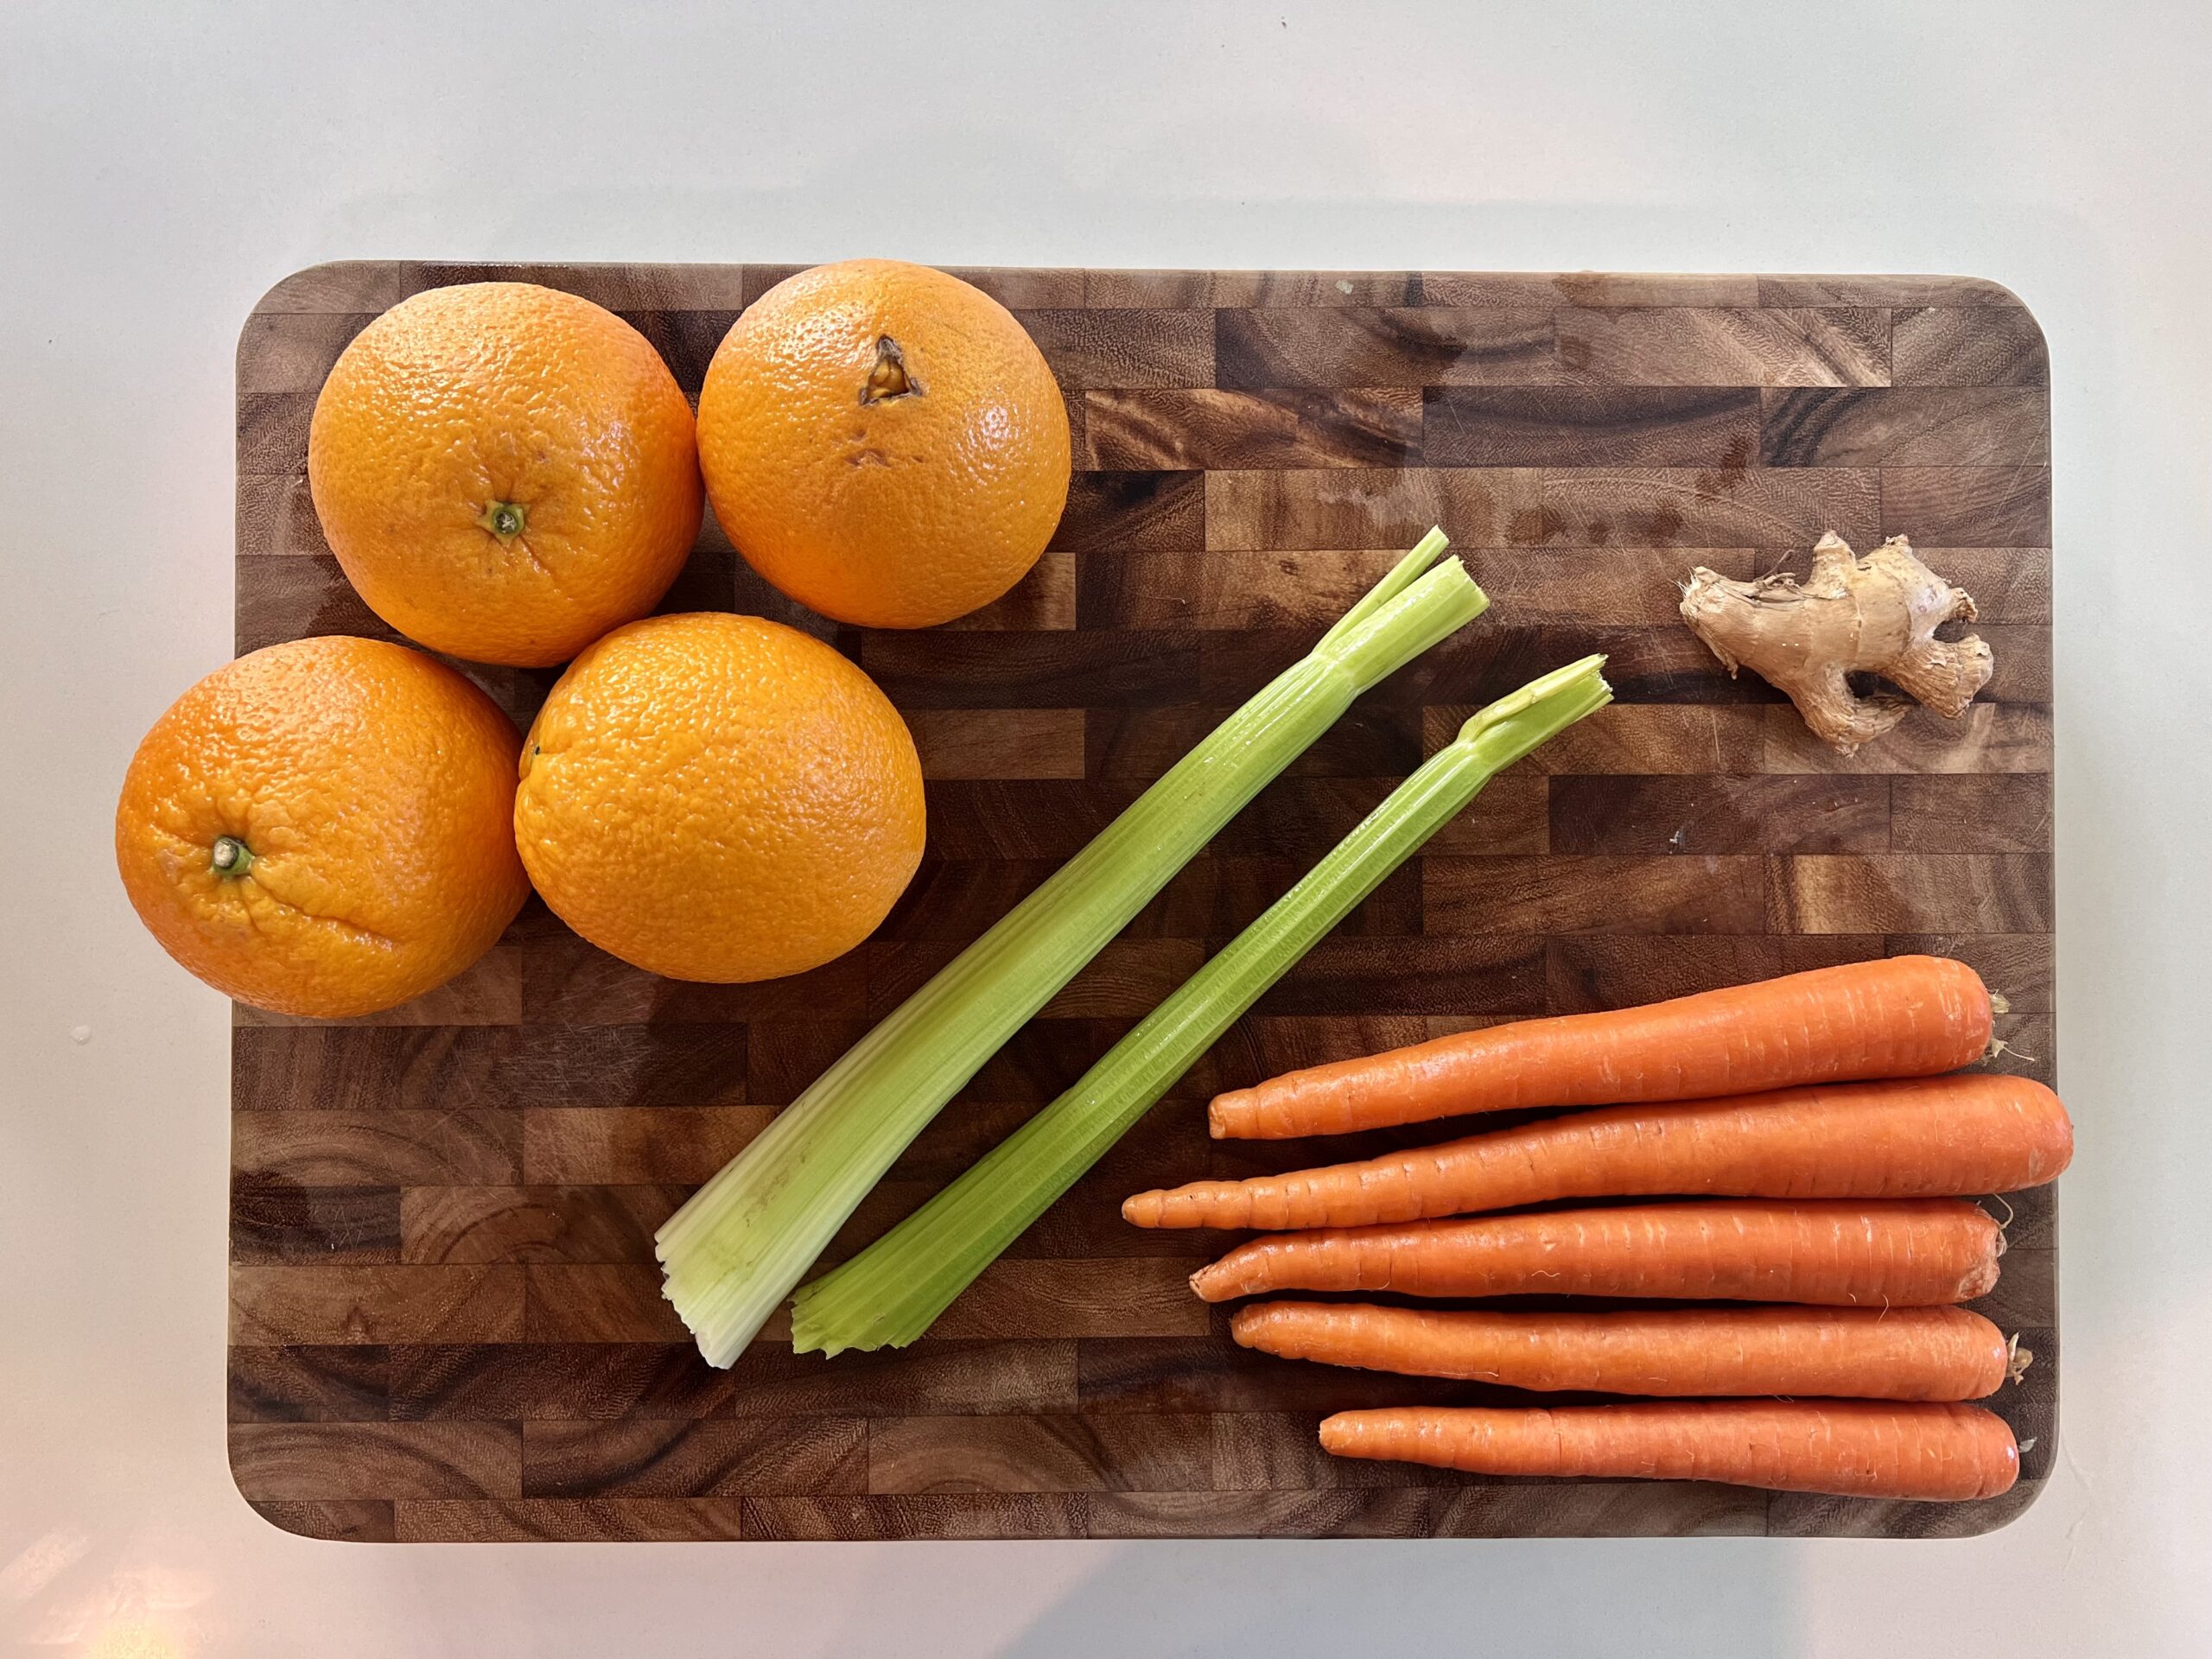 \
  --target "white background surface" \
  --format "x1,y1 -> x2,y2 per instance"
4,2 -> 2209,1654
